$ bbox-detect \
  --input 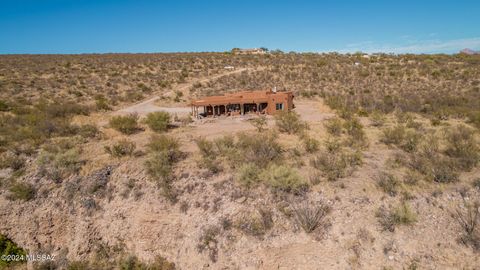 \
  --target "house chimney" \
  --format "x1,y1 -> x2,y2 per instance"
272,86 -> 277,93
